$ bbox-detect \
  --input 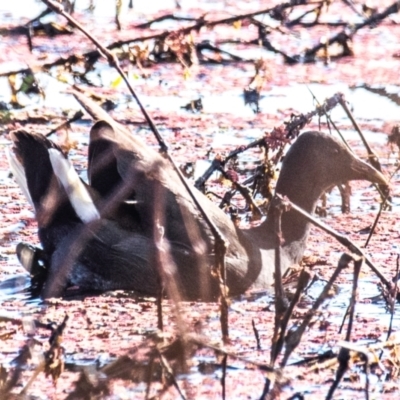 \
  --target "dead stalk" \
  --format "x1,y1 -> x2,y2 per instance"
385,254 -> 400,343
339,97 -> 389,205
305,85 -> 352,151
259,378 -> 270,400
221,354 -> 227,400
252,319 -> 261,351
145,355 -> 156,400
327,341 -> 371,400
326,347 -> 351,400
45,110 -> 84,137
196,93 -> 344,190
282,253 -> 353,366
41,0 -> 230,341
270,197 -> 289,365
364,187 -> 391,247
278,194 -> 391,291
345,257 -> 362,341
273,269 -> 311,366
159,353 -> 187,400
